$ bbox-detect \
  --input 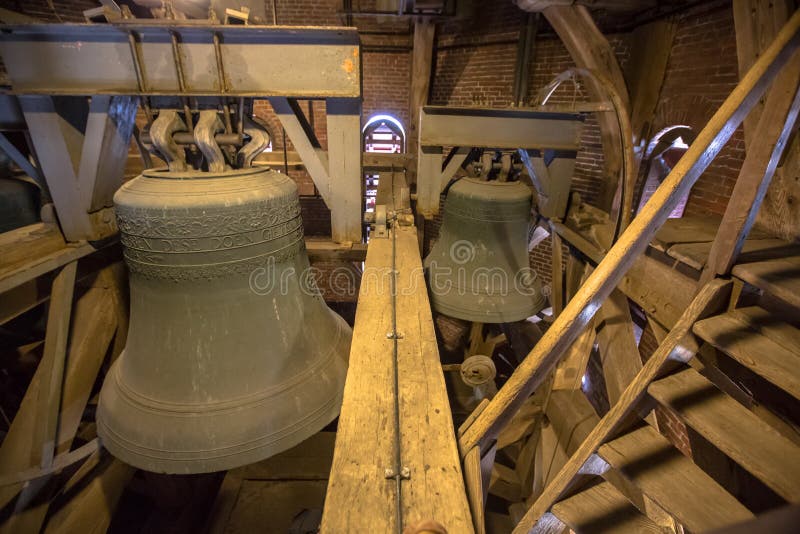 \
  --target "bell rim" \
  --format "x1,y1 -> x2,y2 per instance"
140,166 -> 280,180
